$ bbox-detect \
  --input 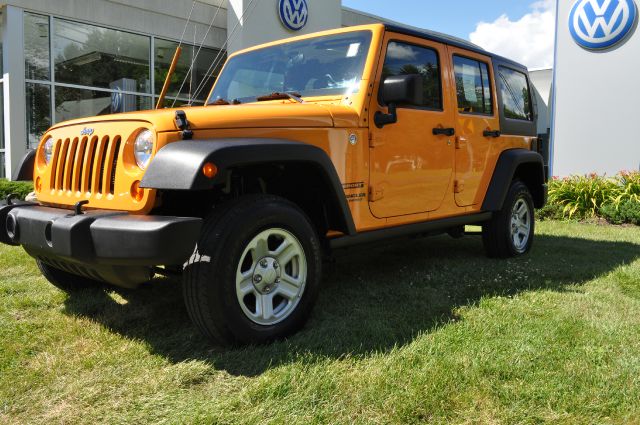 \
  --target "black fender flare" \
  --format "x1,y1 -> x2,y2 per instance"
12,150 -> 36,181
140,138 -> 356,235
482,149 -> 547,211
